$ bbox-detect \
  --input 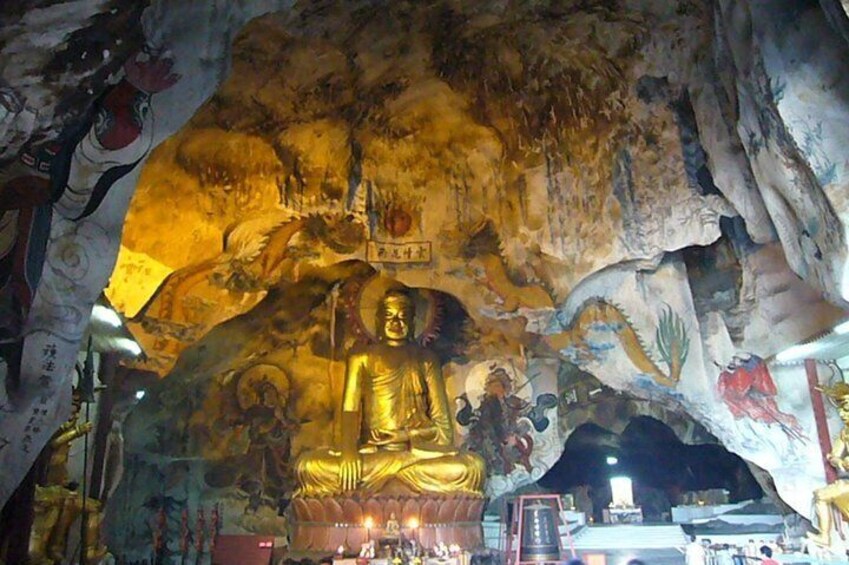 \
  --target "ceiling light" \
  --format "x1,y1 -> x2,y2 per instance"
92,304 -> 123,327
606,456 -> 618,466
135,390 -> 146,400
775,342 -> 822,363
115,338 -> 142,357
